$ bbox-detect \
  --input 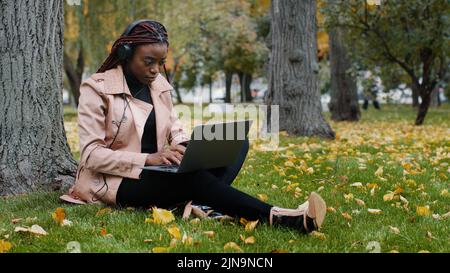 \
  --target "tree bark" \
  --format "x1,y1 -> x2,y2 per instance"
225,70 -> 232,103
328,27 -> 360,121
169,58 -> 183,104
415,89 -> 432,125
238,71 -> 253,103
238,71 -> 245,103
265,0 -> 334,138
0,0 -> 77,195
209,78 -> 213,103
411,82 -> 420,107
172,80 -> 183,104
244,73 -> 253,102
63,49 -> 84,107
